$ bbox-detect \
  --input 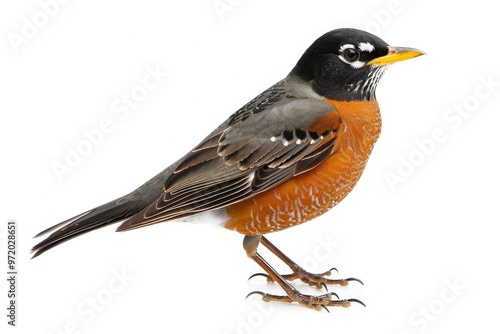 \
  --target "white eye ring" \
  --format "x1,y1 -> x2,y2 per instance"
339,44 -> 356,53
338,44 -> 365,69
